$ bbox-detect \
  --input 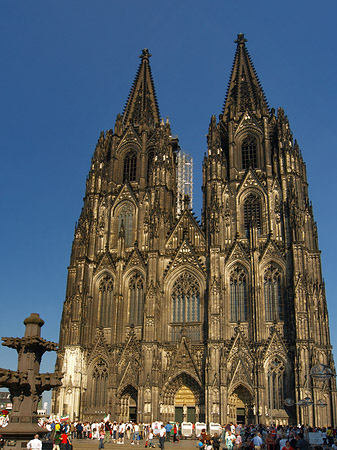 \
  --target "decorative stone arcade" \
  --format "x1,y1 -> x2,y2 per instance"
0,313 -> 61,450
